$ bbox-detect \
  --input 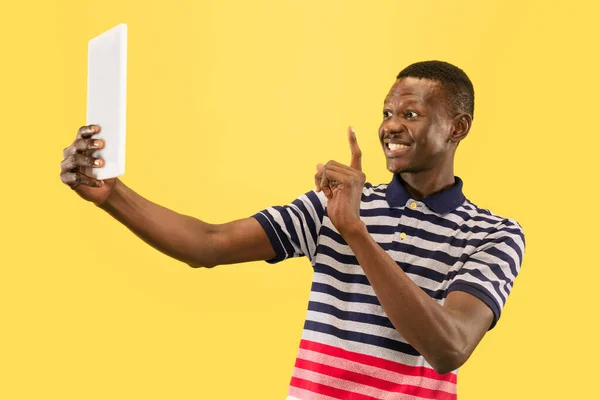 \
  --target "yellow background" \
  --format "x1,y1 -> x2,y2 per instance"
1,0 -> 598,399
